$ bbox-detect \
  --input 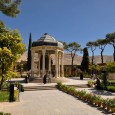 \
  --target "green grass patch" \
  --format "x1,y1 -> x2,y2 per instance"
108,80 -> 115,82
0,91 -> 9,102
0,90 -> 19,102
107,80 -> 115,86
